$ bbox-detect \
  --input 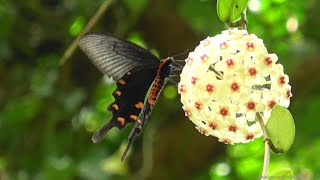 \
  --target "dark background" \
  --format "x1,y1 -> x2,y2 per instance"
0,0 -> 319,179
